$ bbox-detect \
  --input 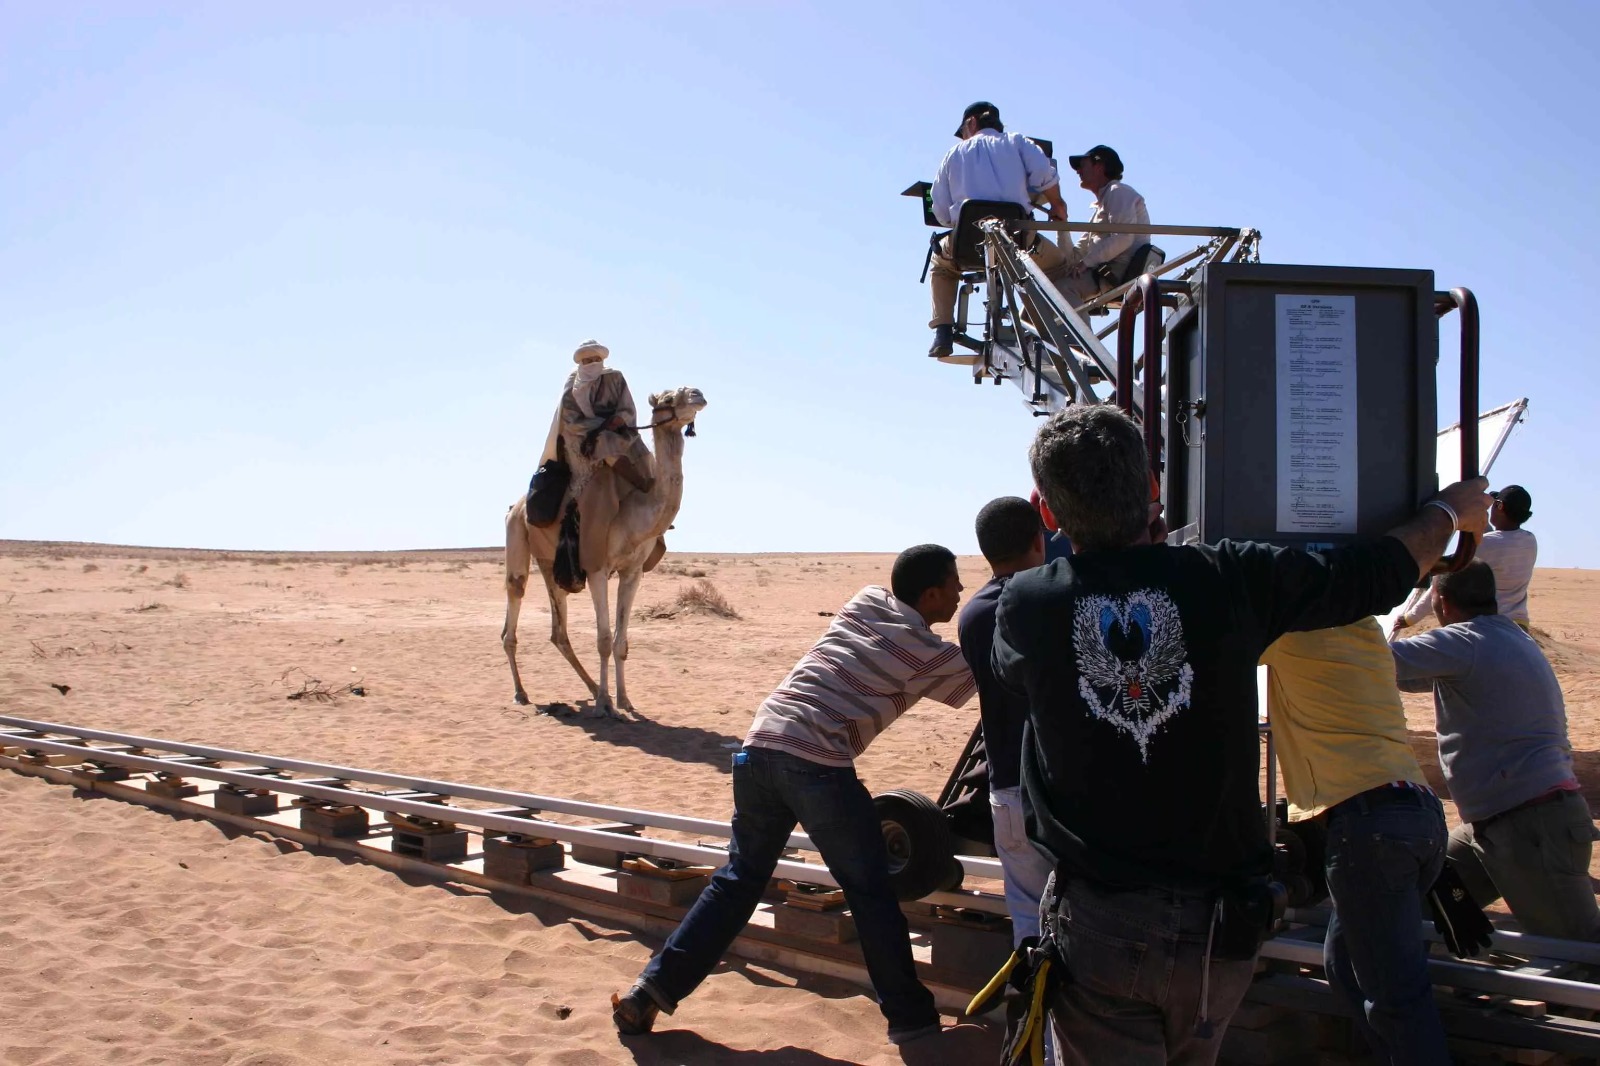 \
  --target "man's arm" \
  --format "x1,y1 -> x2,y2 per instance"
1392,585 -> 1435,634
1234,479 -> 1491,643
1038,183 -> 1068,223
1391,628 -> 1475,692
931,151 -> 956,227
1386,478 -> 1492,575
917,645 -> 977,708
1078,186 -> 1145,268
